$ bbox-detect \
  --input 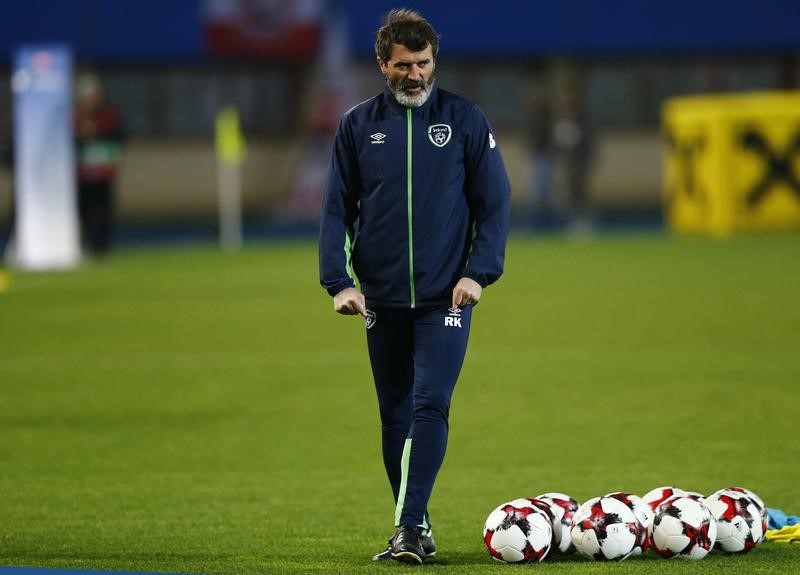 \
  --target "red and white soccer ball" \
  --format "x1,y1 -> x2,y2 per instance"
570,496 -> 640,561
524,498 -> 560,552
652,491 -> 707,512
604,491 -> 653,555
642,486 -> 686,513
723,486 -> 765,510
676,491 -> 707,502
706,489 -> 765,553
720,486 -> 768,543
649,495 -> 717,560
483,500 -> 553,563
534,492 -> 580,554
